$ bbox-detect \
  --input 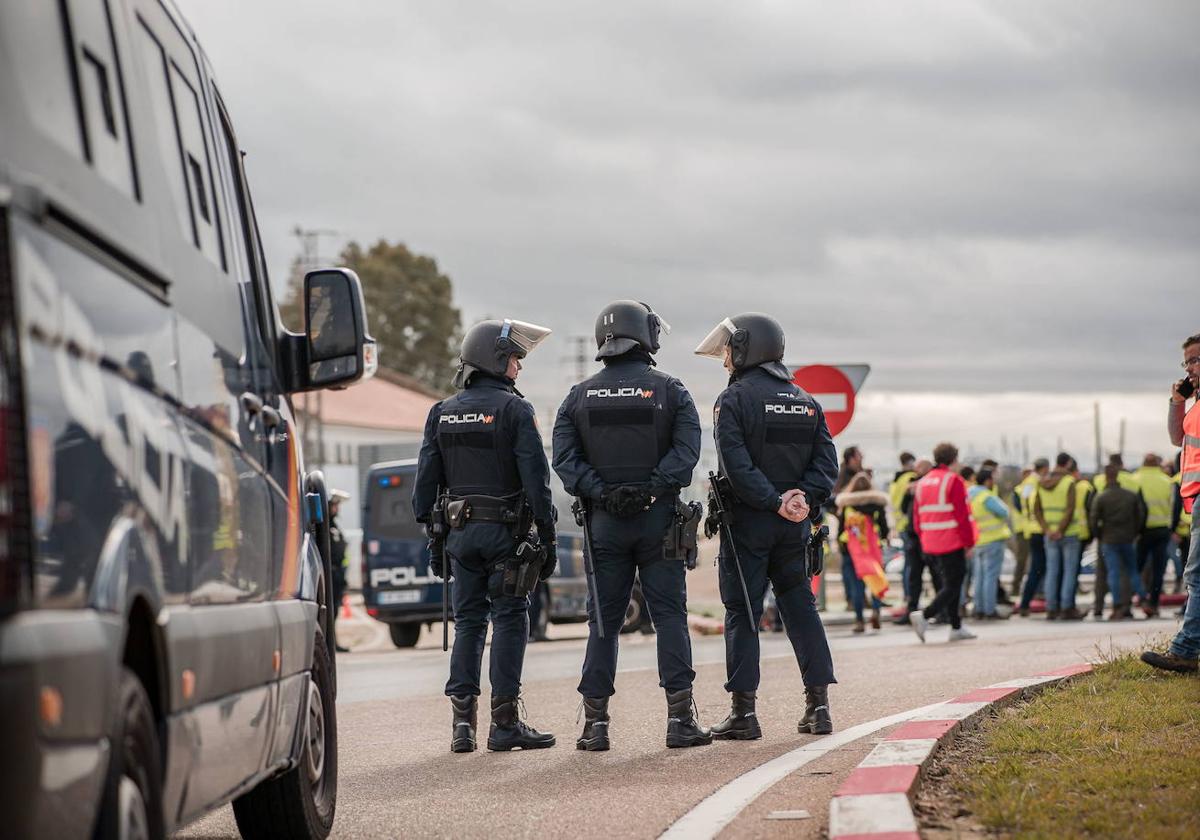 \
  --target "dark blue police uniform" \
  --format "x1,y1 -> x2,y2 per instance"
714,366 -> 839,691
552,354 -> 701,698
413,374 -> 555,699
